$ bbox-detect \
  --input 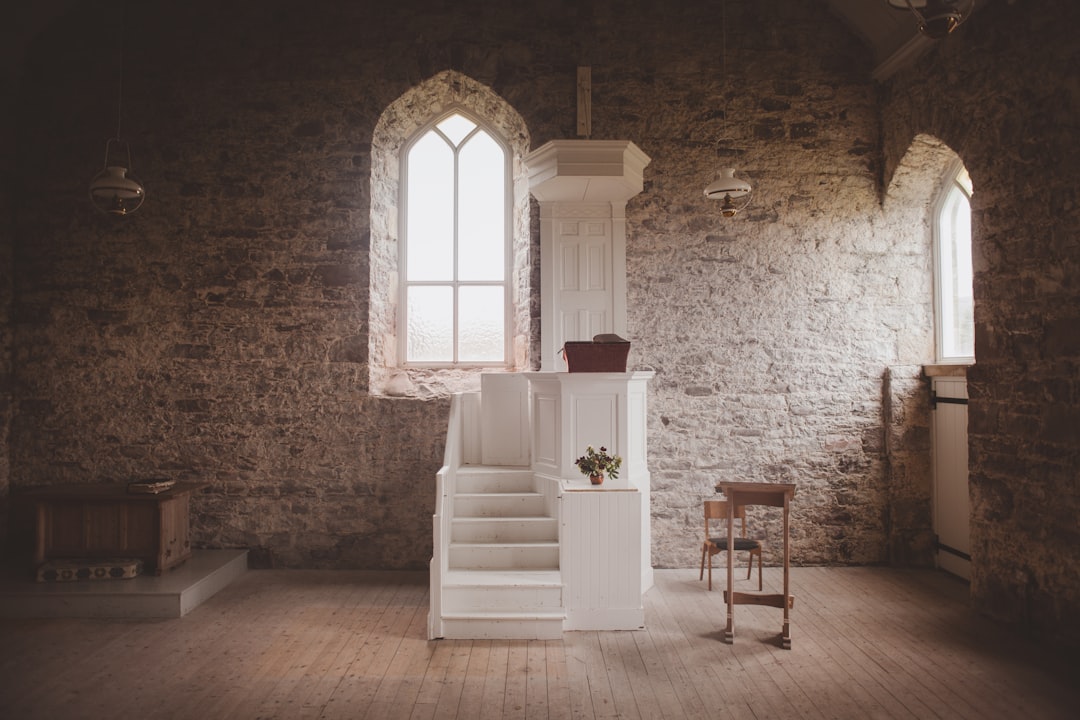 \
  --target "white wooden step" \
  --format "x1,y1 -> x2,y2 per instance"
442,569 -> 563,612
434,461 -> 563,639
443,568 -> 563,586
439,611 -> 565,640
448,541 -> 559,569
453,492 -> 546,518
451,516 -> 558,543
456,468 -> 535,494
